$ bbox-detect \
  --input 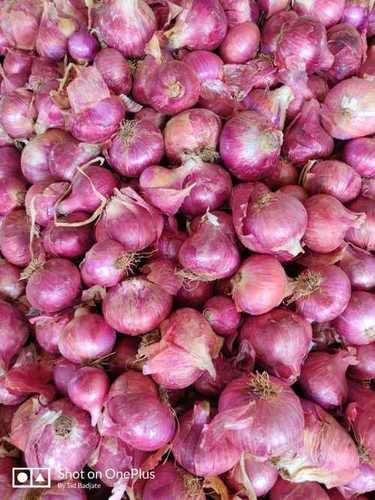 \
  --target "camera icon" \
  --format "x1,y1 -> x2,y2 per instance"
12,468 -> 51,488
